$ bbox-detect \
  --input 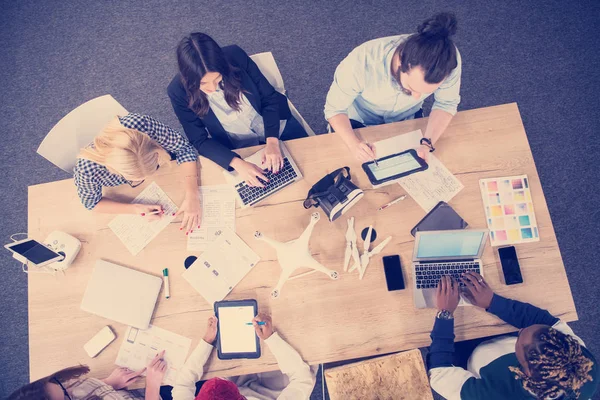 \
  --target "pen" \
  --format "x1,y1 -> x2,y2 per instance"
162,268 -> 170,299
364,141 -> 379,167
141,210 -> 163,216
245,321 -> 266,325
377,195 -> 407,211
